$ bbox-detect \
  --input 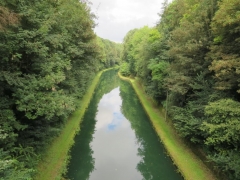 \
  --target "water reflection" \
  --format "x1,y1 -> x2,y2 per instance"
67,70 -> 183,180
95,89 -> 123,131
89,87 -> 143,180
67,69 -> 119,180
120,80 -> 183,180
